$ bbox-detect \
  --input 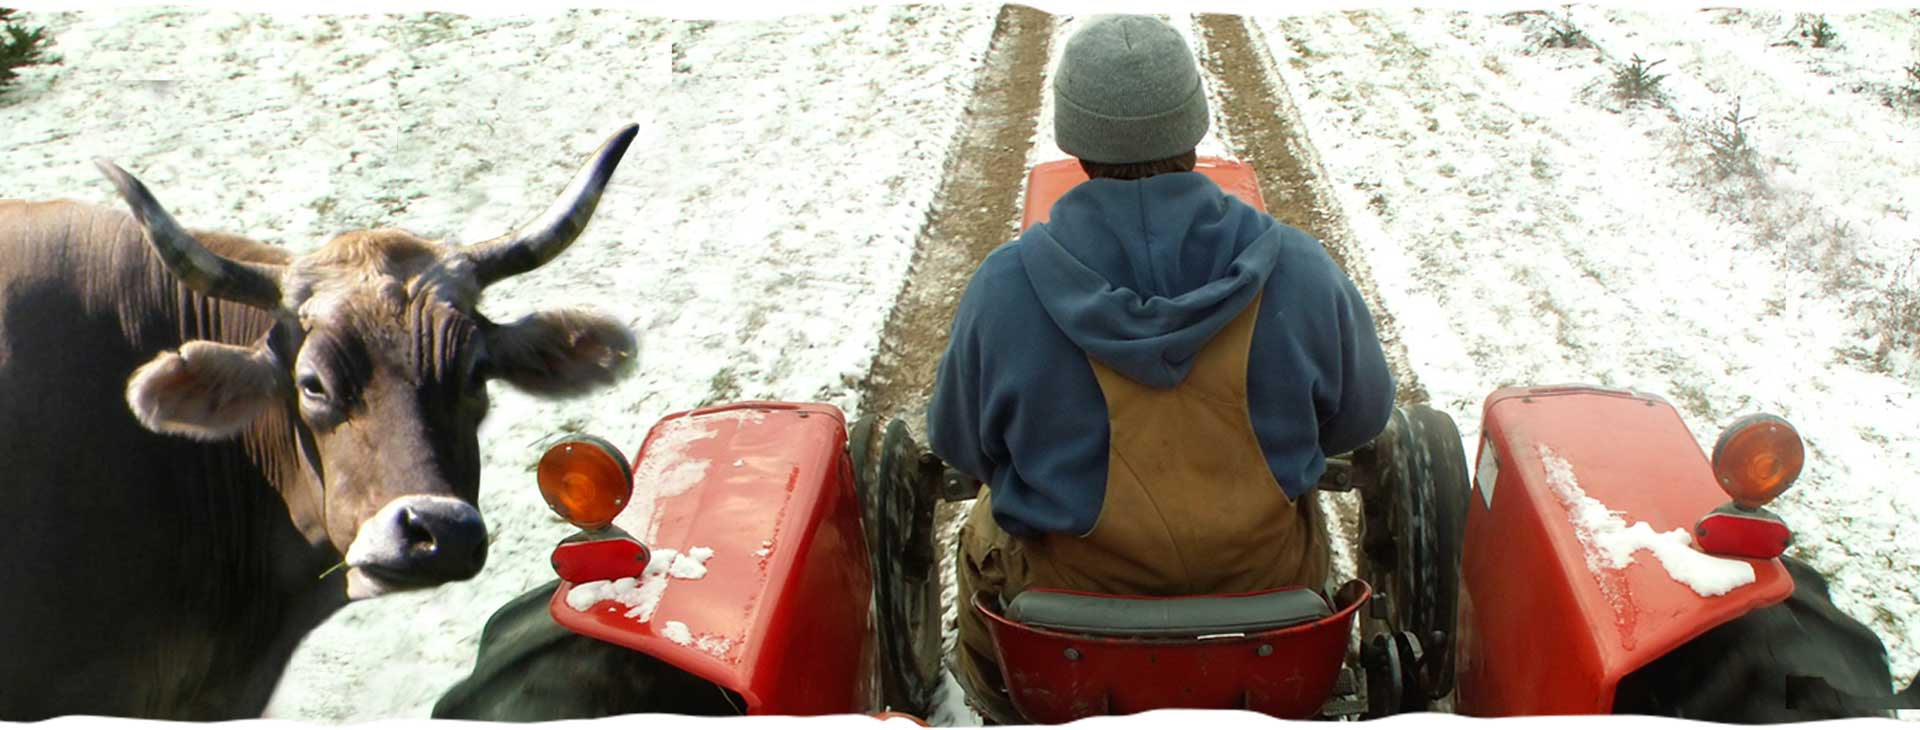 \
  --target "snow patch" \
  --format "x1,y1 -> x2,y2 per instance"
660,621 -> 694,646
616,418 -> 720,542
695,634 -> 734,659
563,546 -> 715,622
658,621 -> 731,658
1539,445 -> 1755,597
670,546 -> 714,579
